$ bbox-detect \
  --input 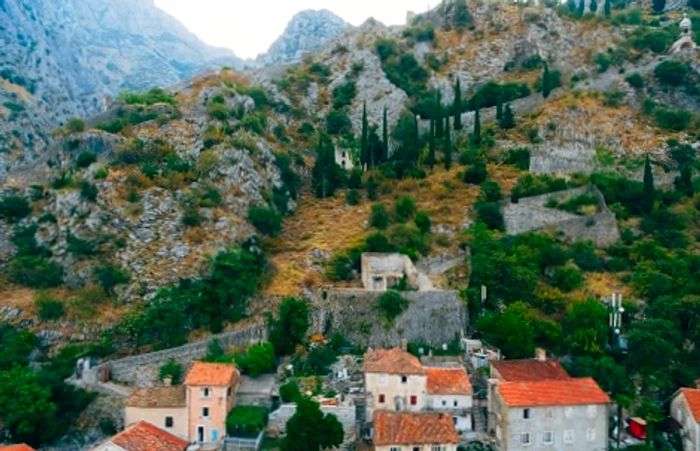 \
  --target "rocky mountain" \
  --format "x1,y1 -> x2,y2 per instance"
0,0 -> 242,183
257,9 -> 349,66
